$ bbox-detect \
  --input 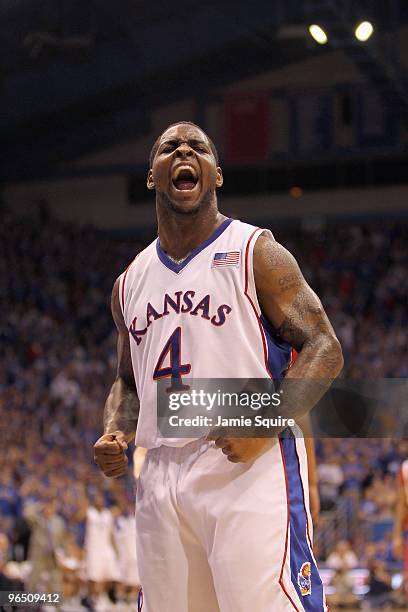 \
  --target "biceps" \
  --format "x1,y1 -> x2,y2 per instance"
255,243 -> 317,332
254,237 -> 335,348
